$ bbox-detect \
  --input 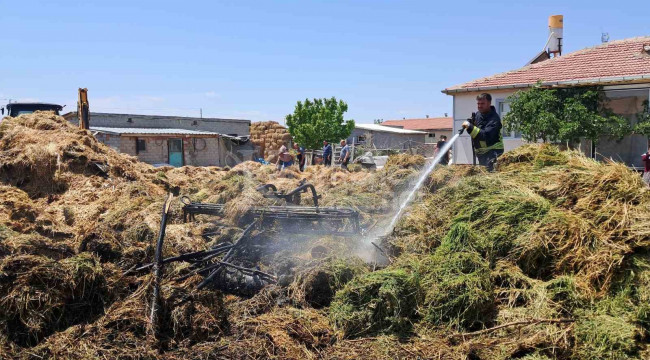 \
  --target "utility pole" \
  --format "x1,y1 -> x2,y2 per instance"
200,108 -> 203,119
